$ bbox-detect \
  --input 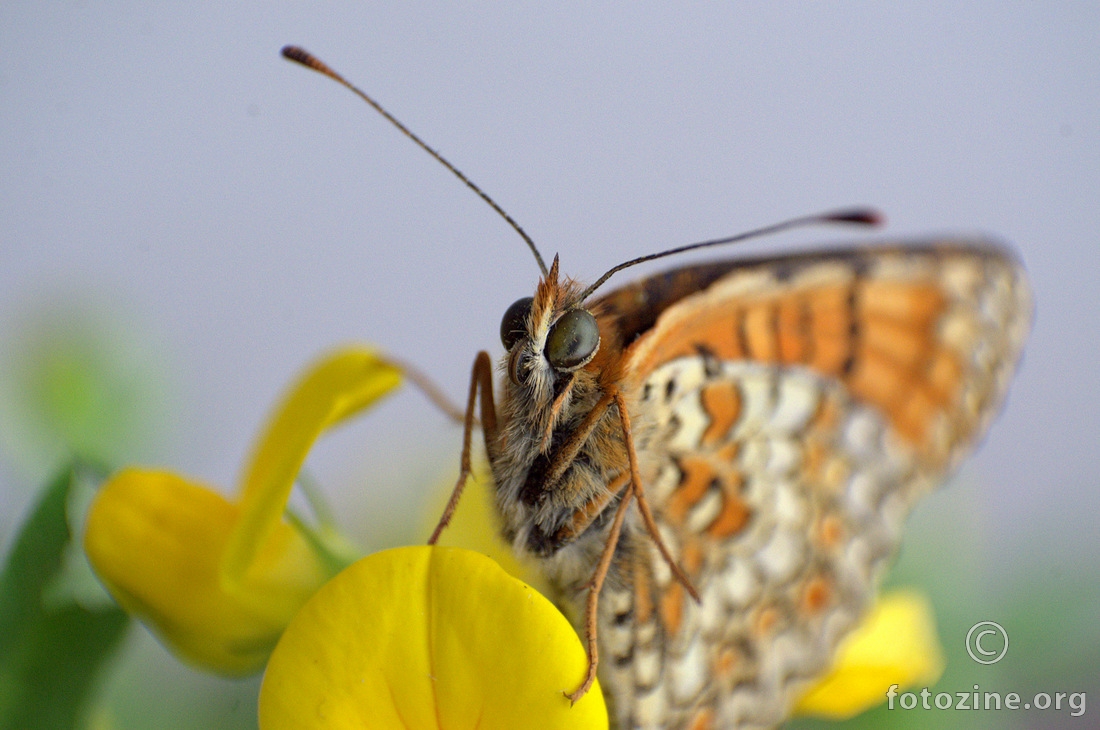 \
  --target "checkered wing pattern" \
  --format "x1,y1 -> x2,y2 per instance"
595,241 -> 1031,729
